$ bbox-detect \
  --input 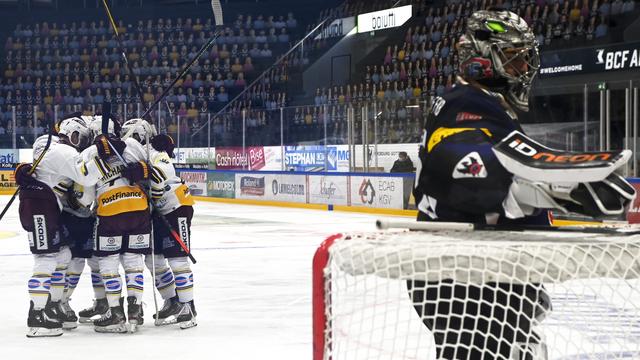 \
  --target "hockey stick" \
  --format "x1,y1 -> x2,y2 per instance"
137,0 -> 224,122
0,118 -> 53,221
100,0 -> 152,121
100,104 -> 198,263
376,219 -> 640,235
